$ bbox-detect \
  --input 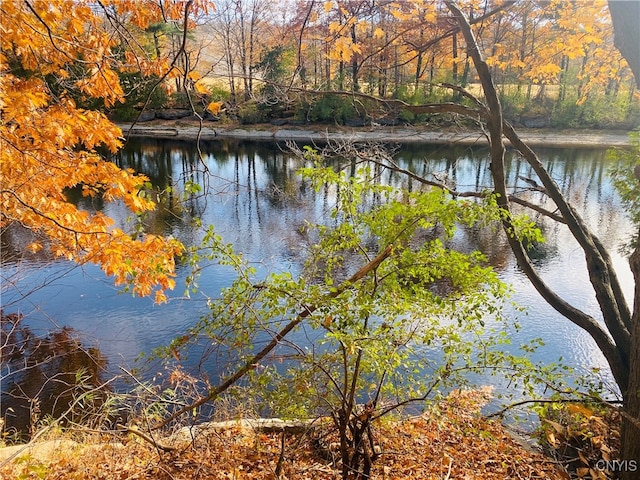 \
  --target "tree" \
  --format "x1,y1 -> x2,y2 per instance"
206,0 -> 276,101
607,1 -> 640,475
442,2 -> 640,477
608,0 -> 640,89
151,141 -> 556,479
0,1 -> 217,302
